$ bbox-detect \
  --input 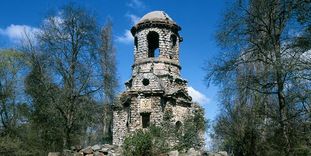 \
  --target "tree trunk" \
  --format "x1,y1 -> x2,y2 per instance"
275,42 -> 291,155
